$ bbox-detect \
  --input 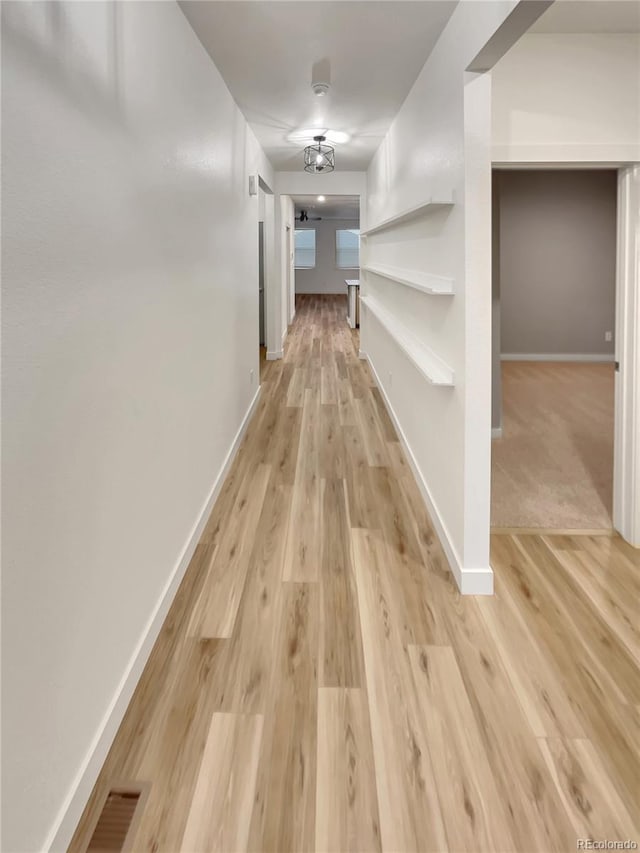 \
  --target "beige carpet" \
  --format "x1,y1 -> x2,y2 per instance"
491,361 -> 614,529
